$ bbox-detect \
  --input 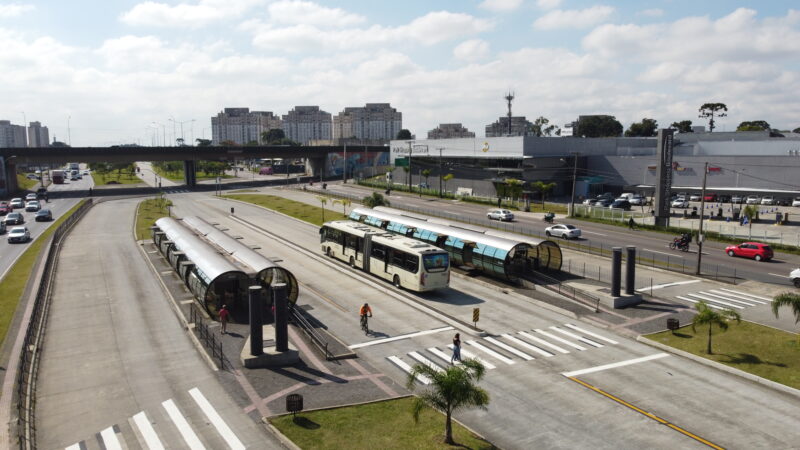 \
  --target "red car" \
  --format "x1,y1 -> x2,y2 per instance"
0,203 -> 10,215
725,242 -> 774,261
703,193 -> 717,202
